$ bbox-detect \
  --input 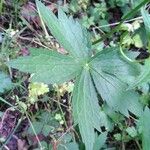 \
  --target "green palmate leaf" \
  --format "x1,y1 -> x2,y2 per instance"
7,48 -> 82,84
36,0 -> 91,59
72,69 -> 101,150
0,71 -> 12,93
139,107 -> 150,150
7,2 -> 146,150
89,48 -> 142,116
